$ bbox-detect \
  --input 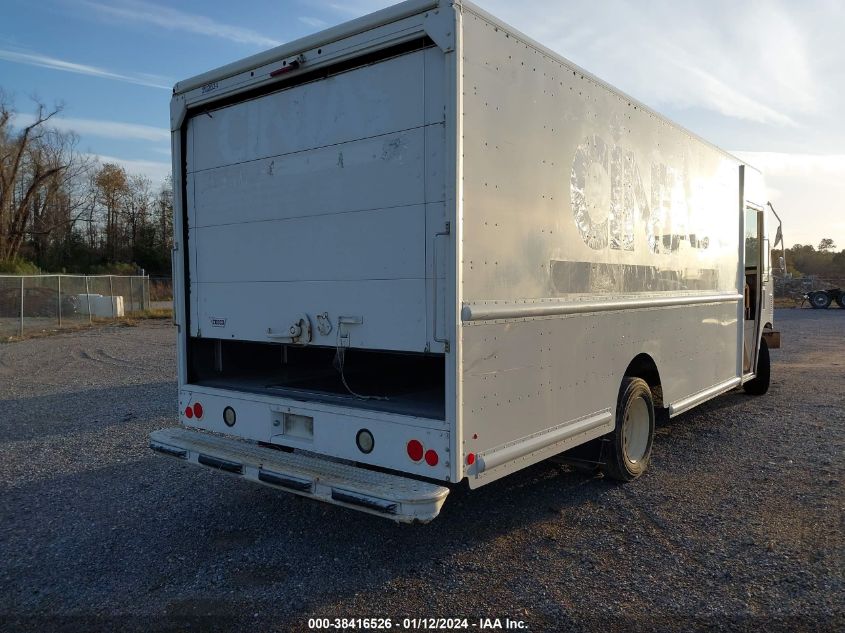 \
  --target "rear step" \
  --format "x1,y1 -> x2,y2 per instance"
149,427 -> 449,523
